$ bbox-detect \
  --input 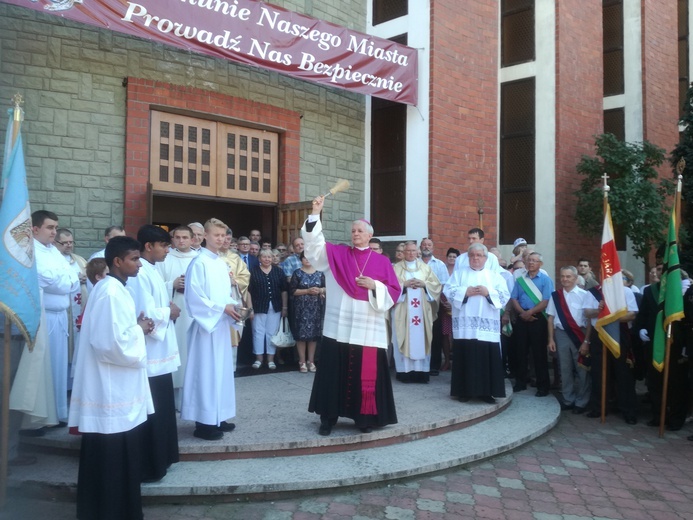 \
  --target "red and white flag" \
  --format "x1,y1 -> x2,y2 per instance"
595,201 -> 627,357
